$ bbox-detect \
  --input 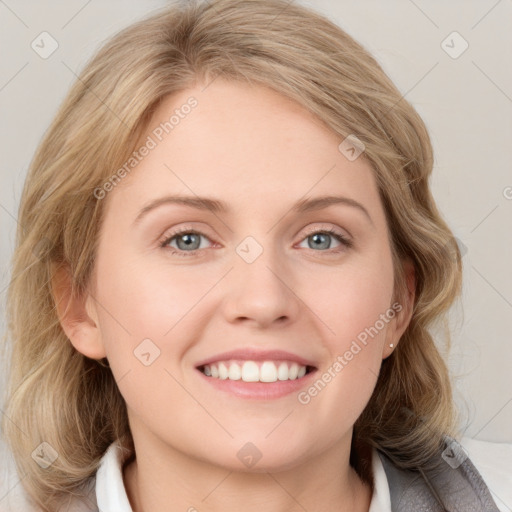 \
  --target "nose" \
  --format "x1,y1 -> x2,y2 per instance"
221,247 -> 301,329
